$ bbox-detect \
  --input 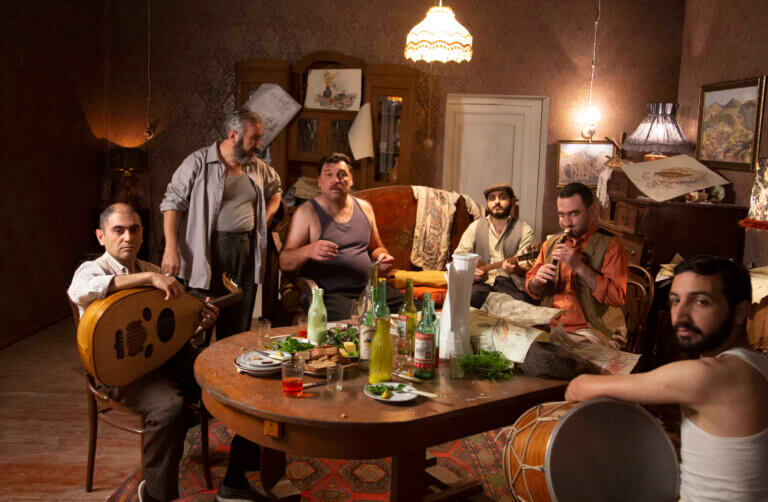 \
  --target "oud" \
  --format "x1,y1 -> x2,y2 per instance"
77,274 -> 241,387
477,247 -> 541,273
